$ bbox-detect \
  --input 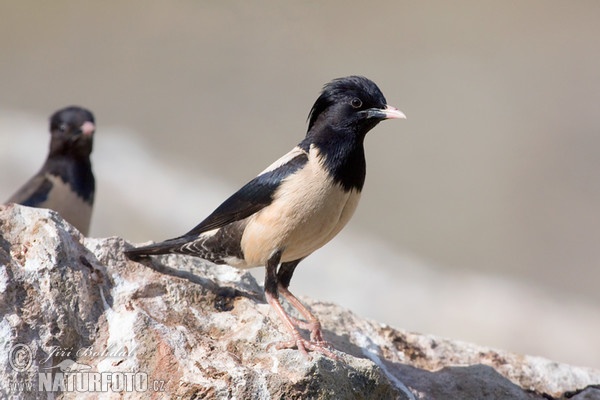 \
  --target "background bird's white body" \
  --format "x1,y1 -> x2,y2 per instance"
9,173 -> 94,236
42,174 -> 93,234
